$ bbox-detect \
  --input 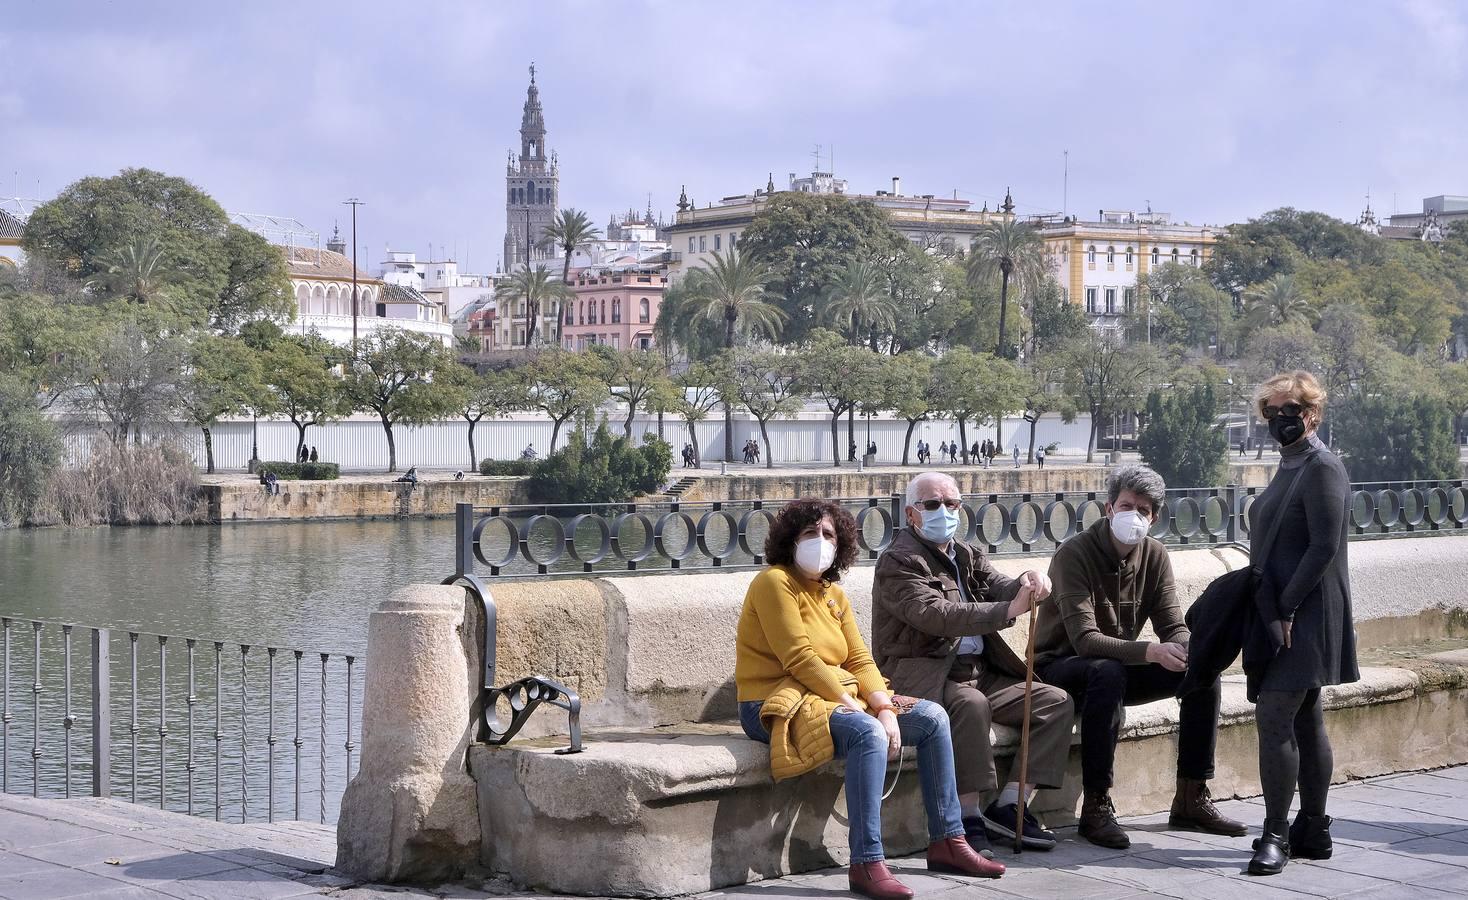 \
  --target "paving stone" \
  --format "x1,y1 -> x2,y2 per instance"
974,866 -> 1139,899
1054,854 -> 1218,893
0,812 -> 106,852
1244,856 -> 1399,897
1379,836 -> 1468,870
151,865 -> 321,900
0,863 -> 133,899
1144,876 -> 1325,899
1403,867 -> 1468,894
78,849 -> 245,886
19,831 -> 180,867
1322,843 -> 1468,884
